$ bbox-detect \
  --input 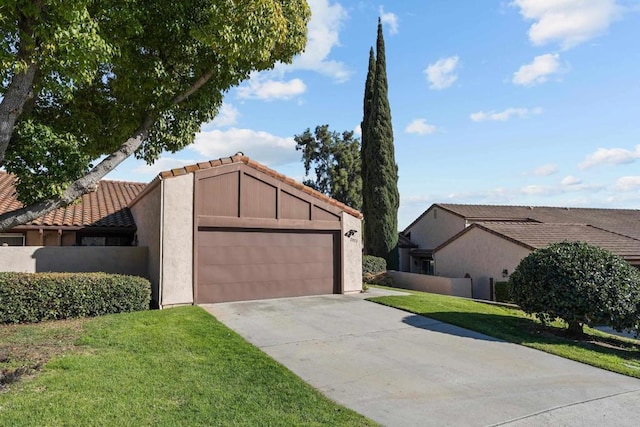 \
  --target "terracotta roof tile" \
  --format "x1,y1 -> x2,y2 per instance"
152,154 -> 363,219
0,172 -> 146,229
